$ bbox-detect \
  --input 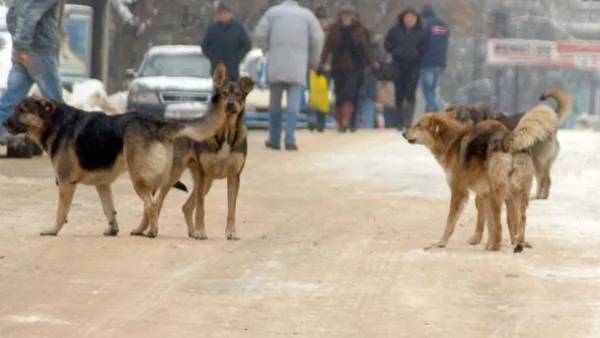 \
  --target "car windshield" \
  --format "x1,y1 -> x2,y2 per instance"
139,53 -> 211,78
